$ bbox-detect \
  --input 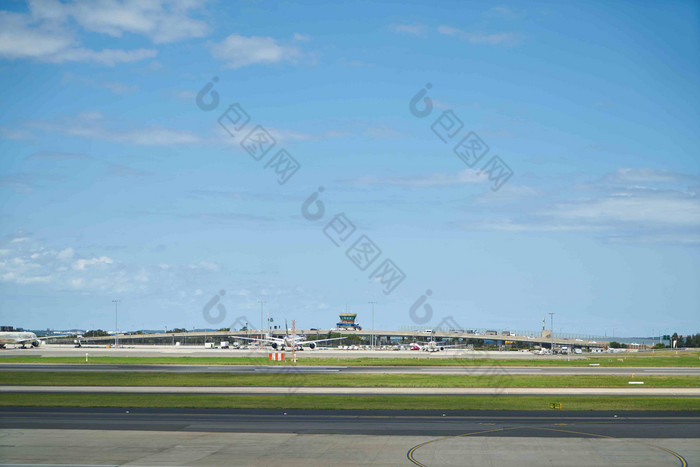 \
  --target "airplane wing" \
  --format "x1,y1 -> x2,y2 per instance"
297,337 -> 346,346
232,336 -> 282,344
38,335 -> 76,341
14,338 -> 37,344
417,341 -> 467,348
